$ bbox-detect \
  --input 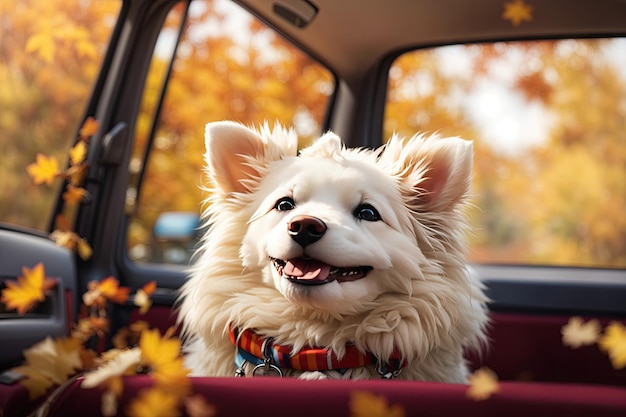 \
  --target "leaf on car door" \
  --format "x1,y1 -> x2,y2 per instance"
598,321 -> 626,370
0,262 -> 57,315
561,316 -> 601,348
